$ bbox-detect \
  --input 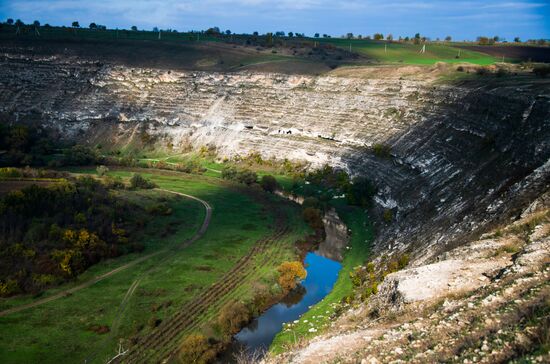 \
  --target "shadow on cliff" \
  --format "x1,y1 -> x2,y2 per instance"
341,76 -> 550,262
